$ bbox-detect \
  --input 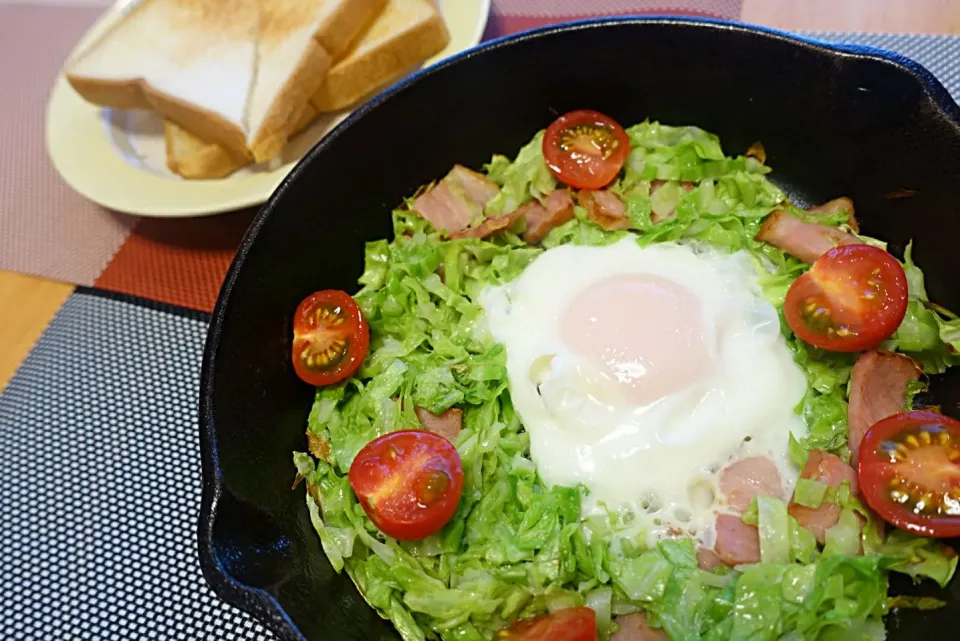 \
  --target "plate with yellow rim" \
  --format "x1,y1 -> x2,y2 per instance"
45,0 -> 492,217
